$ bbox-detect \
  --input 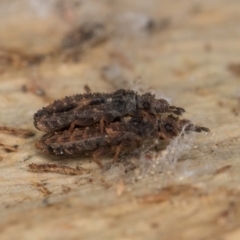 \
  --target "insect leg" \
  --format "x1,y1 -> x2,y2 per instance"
113,132 -> 142,161
69,120 -> 76,133
92,147 -> 109,169
140,110 -> 153,122
114,145 -> 122,161
100,117 -> 105,134
158,132 -> 169,140
68,118 -> 96,133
